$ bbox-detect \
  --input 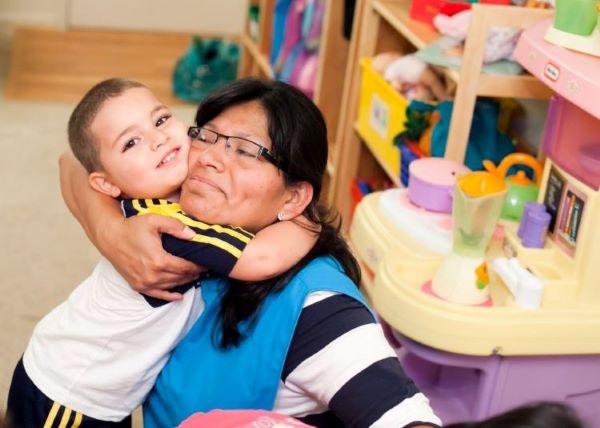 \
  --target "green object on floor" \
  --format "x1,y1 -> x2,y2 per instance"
172,37 -> 240,103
